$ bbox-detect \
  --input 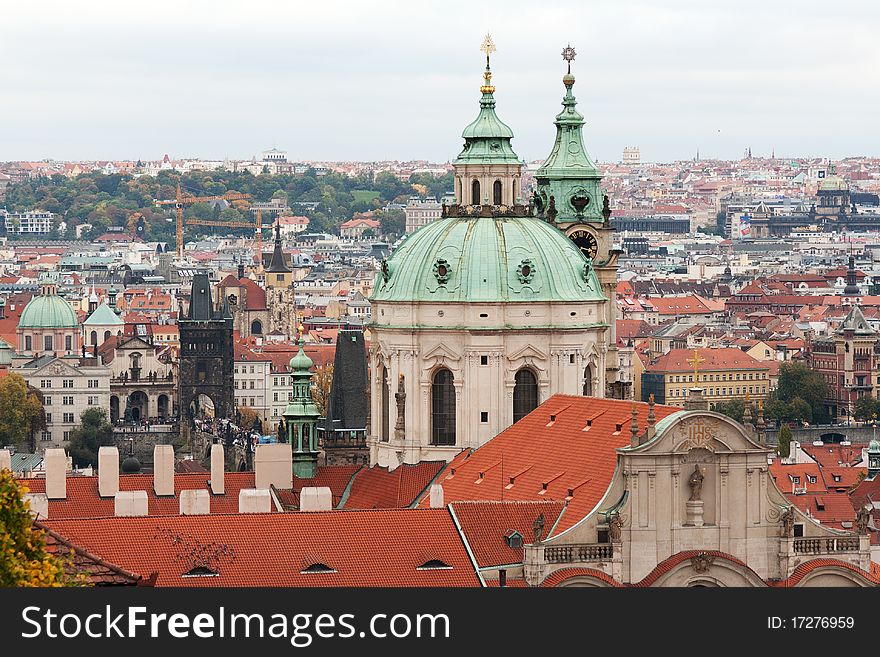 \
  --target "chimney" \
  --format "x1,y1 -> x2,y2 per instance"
237,263 -> 245,279
685,387 -> 709,411
44,448 -> 67,500
180,489 -> 210,515
24,493 -> 49,519
629,402 -> 640,447
114,491 -> 148,516
429,484 -> 444,508
210,443 -> 225,495
153,444 -> 174,496
499,569 -> 507,588
98,446 -> 119,498
254,443 -> 292,490
299,486 -> 332,511
239,488 -> 272,513
0,447 -> 10,472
